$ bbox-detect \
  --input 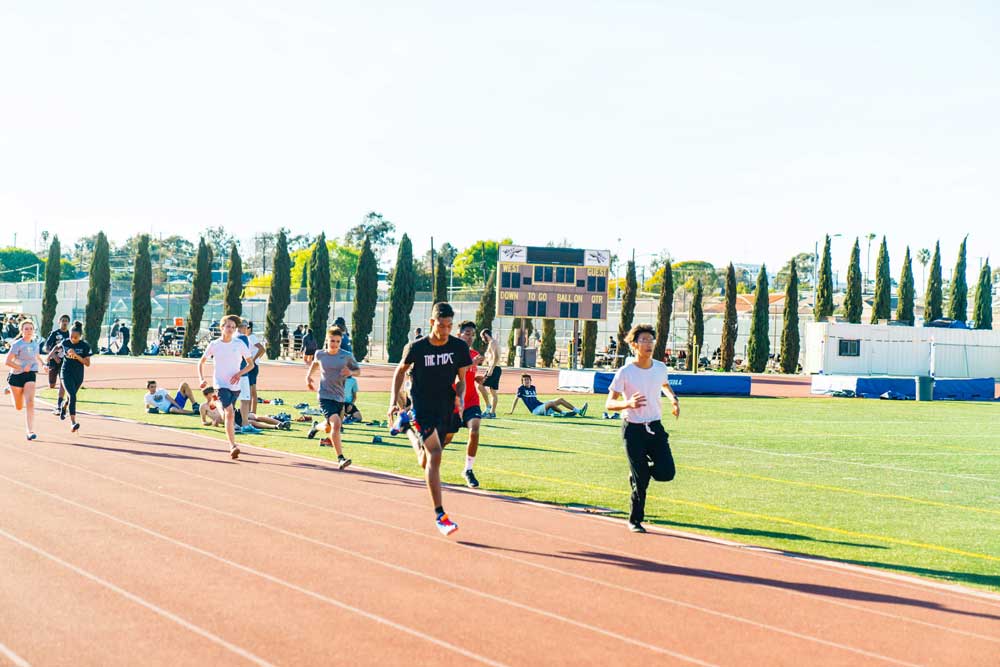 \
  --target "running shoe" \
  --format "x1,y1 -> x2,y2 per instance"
3,386 -> 9,396
464,469 -> 479,489
278,420 -> 292,430
337,456 -> 352,470
191,402 -> 200,413
52,405 -> 62,416
435,513 -> 458,536
294,402 -> 309,410
71,423 -> 80,433
60,402 -> 68,420
318,437 -> 333,447
628,522 -> 646,534
578,403 -> 589,417
307,421 -> 320,439
26,432 -> 36,441
230,445 -> 241,460
241,425 -> 262,434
